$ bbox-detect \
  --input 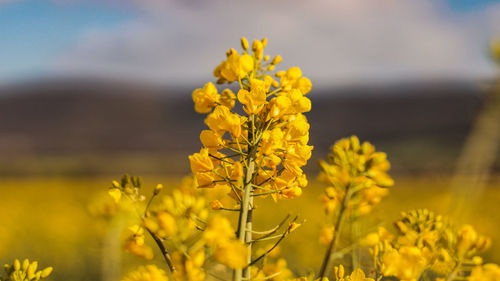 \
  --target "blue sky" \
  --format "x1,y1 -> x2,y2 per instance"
0,1 -> 131,81
448,0 -> 500,11
1,0 -> 500,87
